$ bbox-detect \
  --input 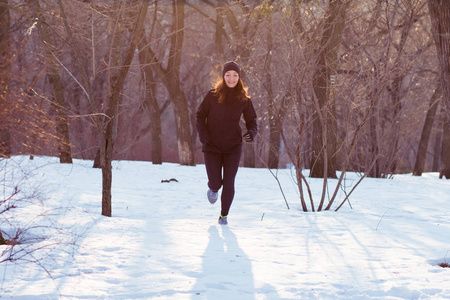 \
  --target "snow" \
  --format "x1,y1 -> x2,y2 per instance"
1,156 -> 449,299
